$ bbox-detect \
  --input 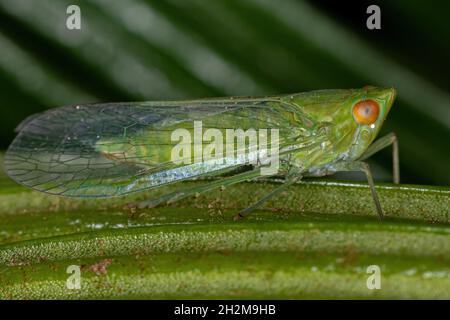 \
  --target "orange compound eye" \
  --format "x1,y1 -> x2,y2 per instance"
352,99 -> 380,125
